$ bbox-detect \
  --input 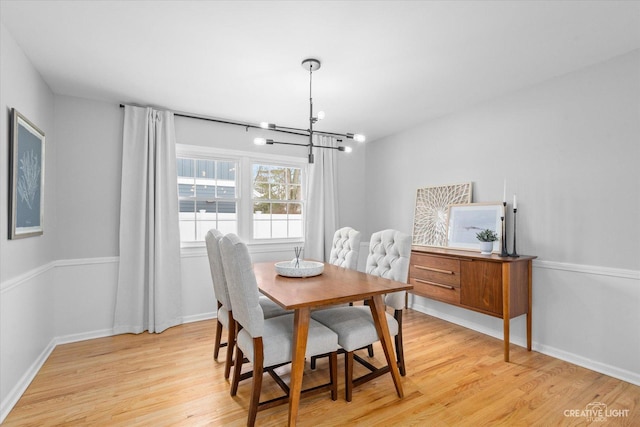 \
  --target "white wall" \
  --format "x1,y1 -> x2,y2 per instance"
0,23 -> 57,280
365,50 -> 640,384
365,50 -> 640,269
0,22 -> 57,419
54,97 -> 123,259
